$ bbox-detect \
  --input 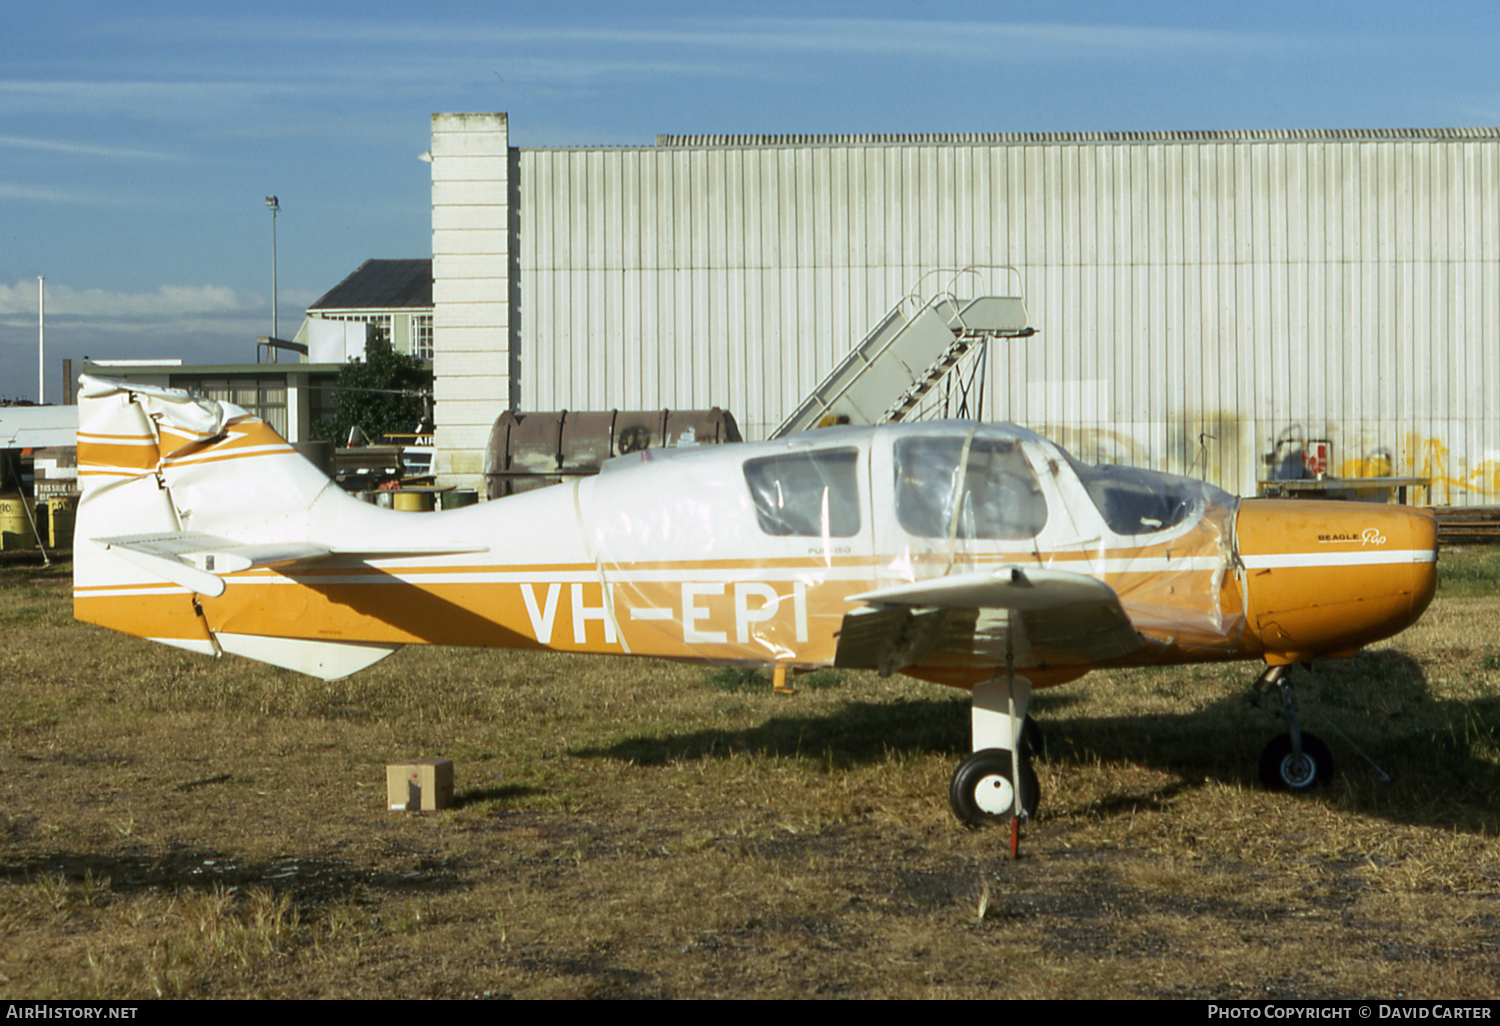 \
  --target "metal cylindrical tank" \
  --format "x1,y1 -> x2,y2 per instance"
45,496 -> 75,548
392,490 -> 434,512
0,495 -> 36,550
